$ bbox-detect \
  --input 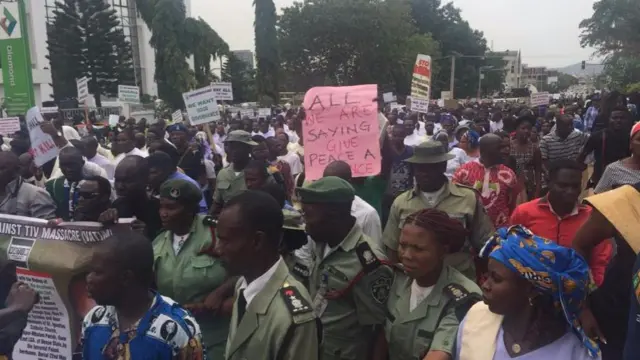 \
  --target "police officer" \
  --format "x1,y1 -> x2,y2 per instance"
298,177 -> 394,360
210,130 -> 257,217
375,208 -> 481,360
382,141 -> 494,280
216,190 -> 319,360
